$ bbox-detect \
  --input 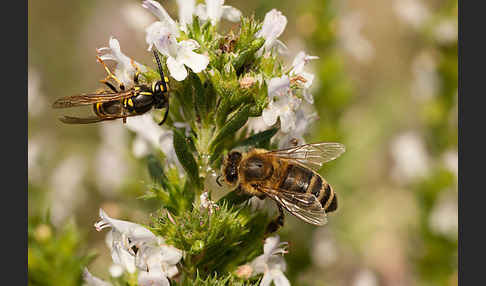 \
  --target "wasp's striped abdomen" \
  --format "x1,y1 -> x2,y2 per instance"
279,163 -> 338,212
